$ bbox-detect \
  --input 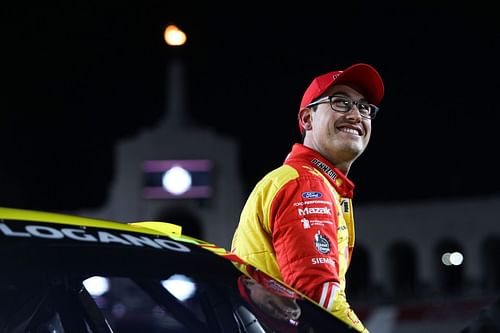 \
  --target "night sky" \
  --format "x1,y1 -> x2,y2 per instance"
1,1 -> 499,211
